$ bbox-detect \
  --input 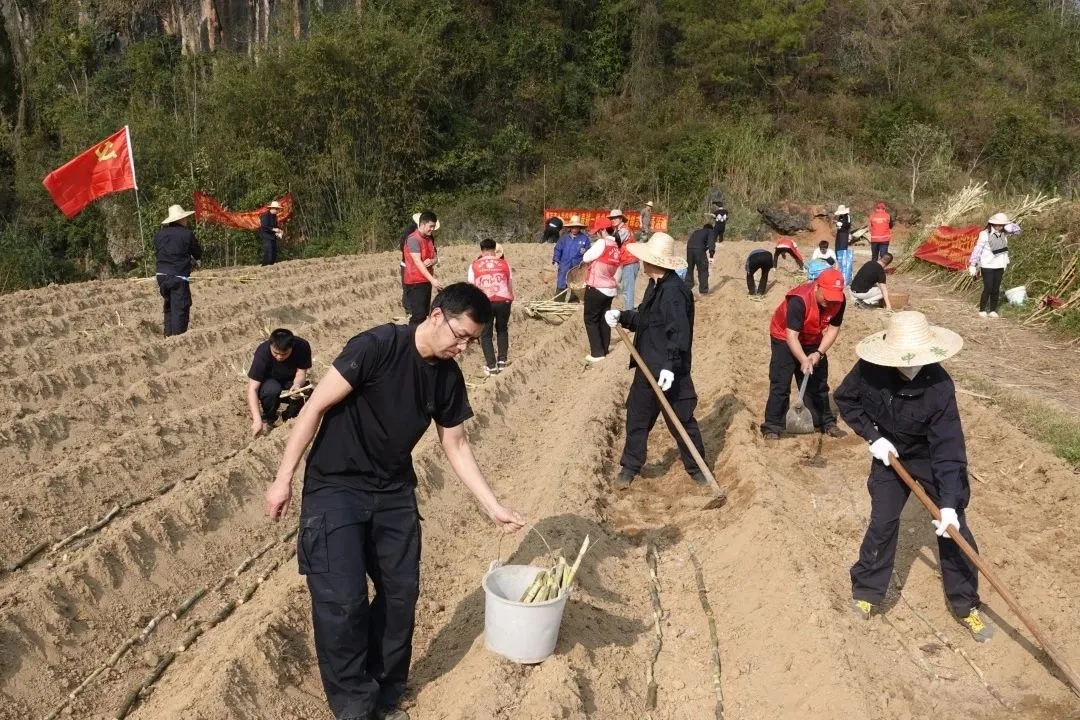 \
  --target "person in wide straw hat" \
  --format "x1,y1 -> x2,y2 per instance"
552,214 -> 589,301
259,199 -> 285,266
153,204 -> 202,337
604,233 -> 708,490
834,311 -> 992,642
